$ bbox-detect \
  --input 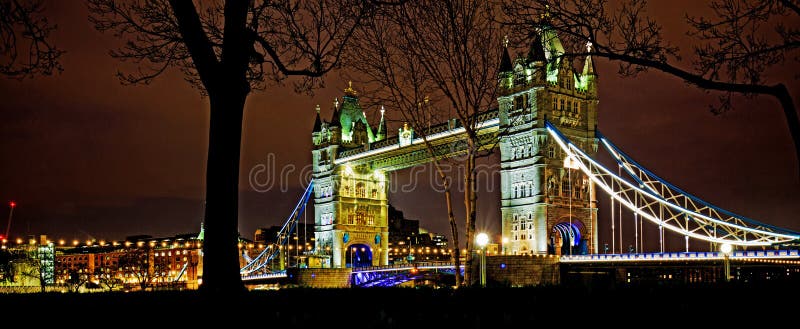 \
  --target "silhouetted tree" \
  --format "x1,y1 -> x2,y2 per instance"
87,0 -> 381,293
503,0 -> 800,171
346,0 -> 504,286
0,0 -> 62,78
0,249 -> 11,283
118,247 -> 164,291
64,263 -> 90,293
95,263 -> 123,291
16,243 -> 55,292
